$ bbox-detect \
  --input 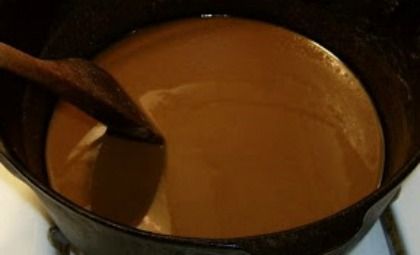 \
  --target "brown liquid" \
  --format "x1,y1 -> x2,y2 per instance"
46,17 -> 384,238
